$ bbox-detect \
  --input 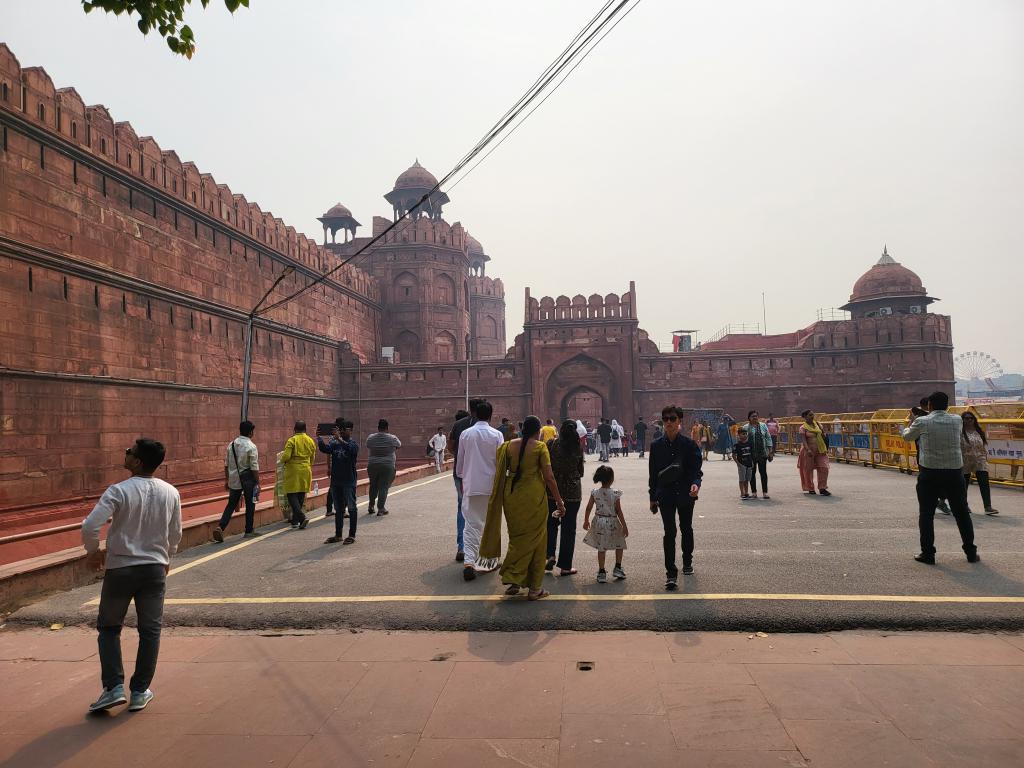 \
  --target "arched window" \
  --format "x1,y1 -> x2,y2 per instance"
393,271 -> 417,301
436,273 -> 456,306
395,330 -> 420,362
482,315 -> 497,338
434,331 -> 456,362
